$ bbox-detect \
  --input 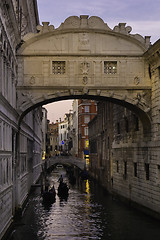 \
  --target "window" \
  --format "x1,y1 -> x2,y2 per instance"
134,162 -> 137,177
157,165 -> 160,184
104,61 -> 117,74
84,127 -> 88,136
90,139 -> 97,153
84,116 -> 90,124
85,106 -> 89,112
125,118 -> 129,133
123,161 -> 127,179
85,139 -> 89,148
116,161 -> 119,173
52,61 -> 65,74
158,66 -> 160,79
134,115 -> 139,131
117,122 -> 120,134
145,163 -> 150,180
